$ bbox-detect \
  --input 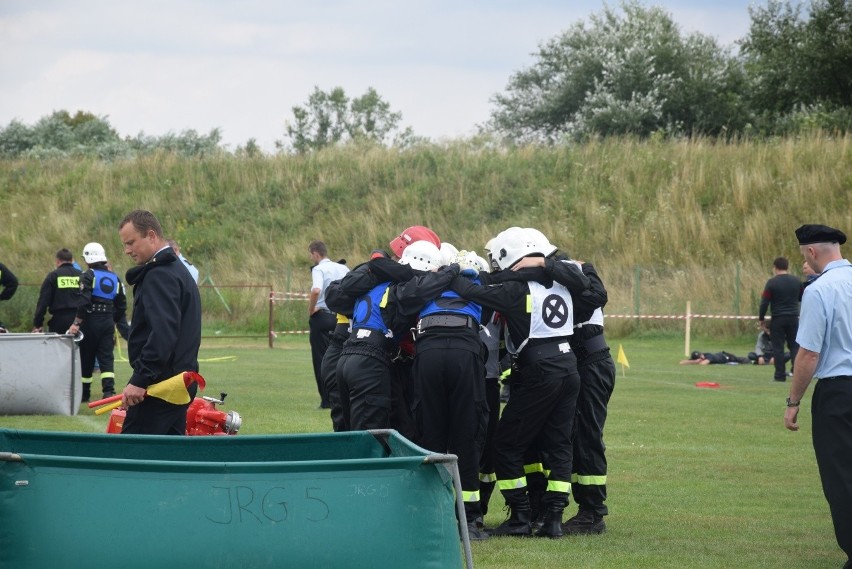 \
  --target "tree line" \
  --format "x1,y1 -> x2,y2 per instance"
1,0 -> 849,158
